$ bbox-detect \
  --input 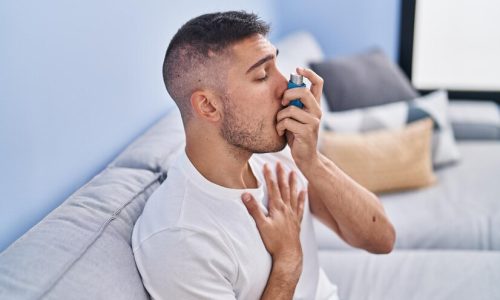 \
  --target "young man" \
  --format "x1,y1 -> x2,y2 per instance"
132,11 -> 395,300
